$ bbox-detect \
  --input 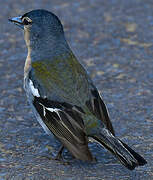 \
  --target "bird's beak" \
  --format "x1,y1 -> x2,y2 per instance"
8,16 -> 24,29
